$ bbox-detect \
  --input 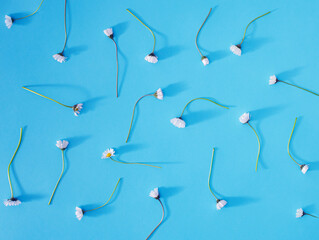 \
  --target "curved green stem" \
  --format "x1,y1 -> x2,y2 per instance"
61,0 -> 68,53
22,86 -> 72,108
145,199 -> 164,240
14,0 -> 45,20
278,80 -> 319,97
110,157 -> 161,169
180,97 -> 229,117
48,150 -> 65,205
7,128 -> 23,199
305,213 -> 319,218
85,178 -> 121,212
195,8 -> 212,57
287,118 -> 301,167
208,148 -> 218,200
126,94 -> 153,143
240,11 -> 271,45
126,9 -> 156,53
112,39 -> 119,98
247,122 -> 261,172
